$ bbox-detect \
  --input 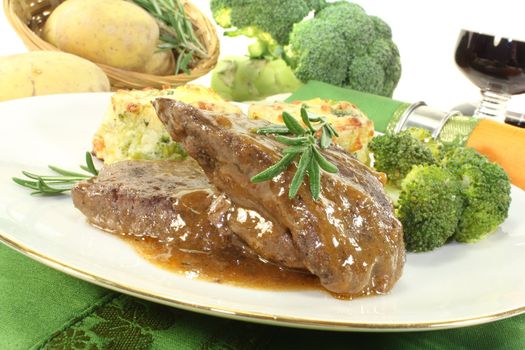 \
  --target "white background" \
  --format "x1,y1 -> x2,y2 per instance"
1,0 -> 525,112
